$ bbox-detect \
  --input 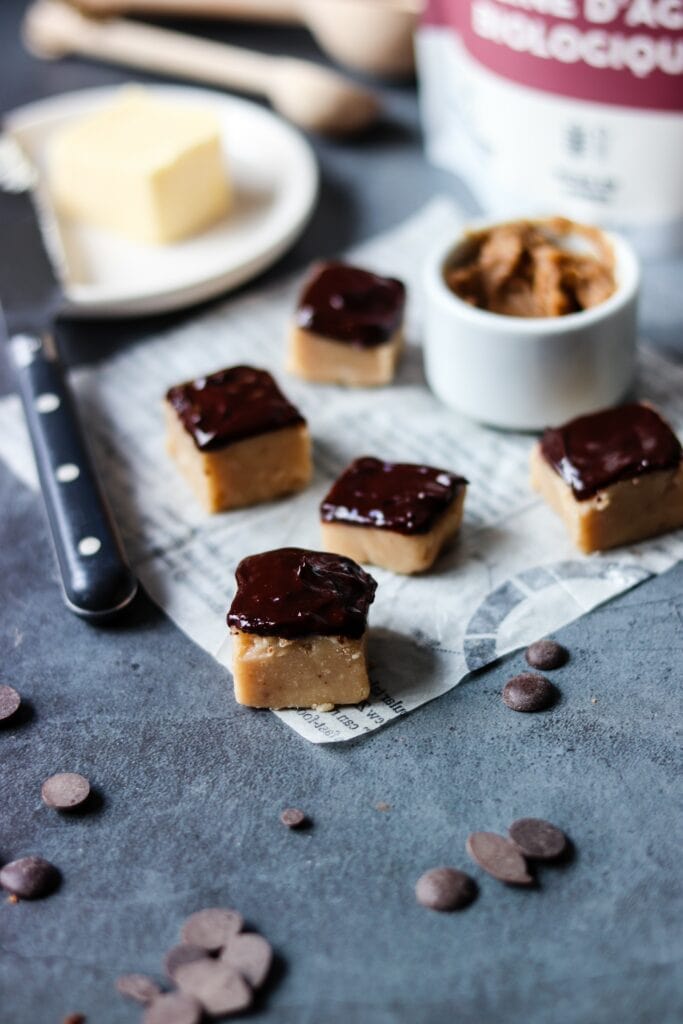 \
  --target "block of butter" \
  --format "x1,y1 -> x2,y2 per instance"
49,88 -> 231,245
